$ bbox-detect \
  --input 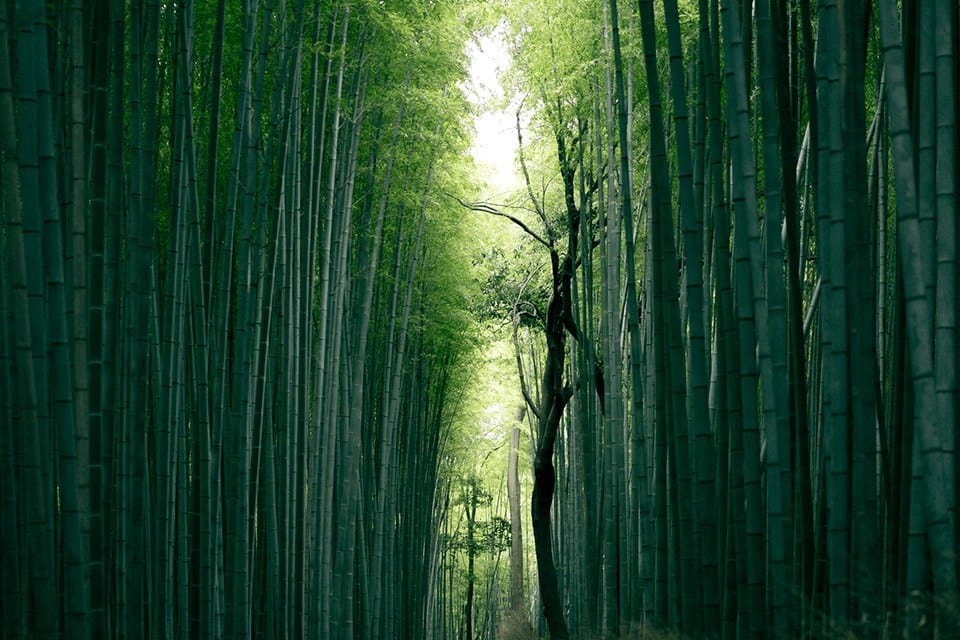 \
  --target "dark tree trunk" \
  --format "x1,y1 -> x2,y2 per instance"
531,281 -> 572,640
530,129 -> 583,640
